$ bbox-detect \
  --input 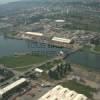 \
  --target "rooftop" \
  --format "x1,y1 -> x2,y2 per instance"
0,78 -> 27,95
39,85 -> 87,100
52,37 -> 72,44
25,32 -> 43,36
34,68 -> 43,73
55,20 -> 65,23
